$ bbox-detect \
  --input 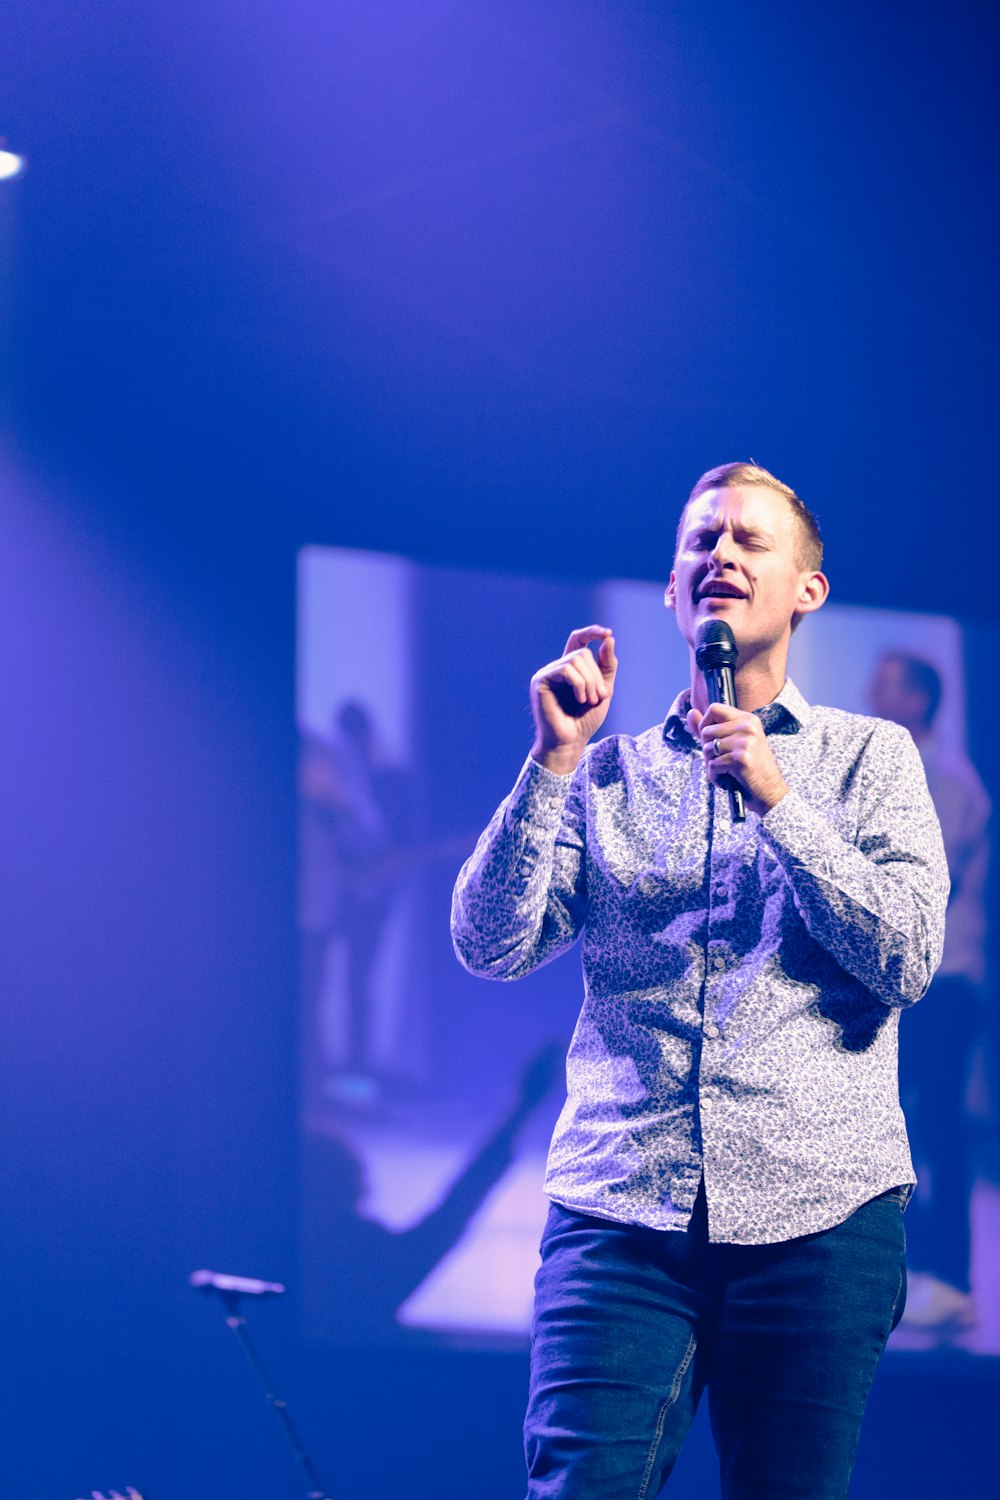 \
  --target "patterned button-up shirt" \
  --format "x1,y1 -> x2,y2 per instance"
451,680 -> 949,1244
